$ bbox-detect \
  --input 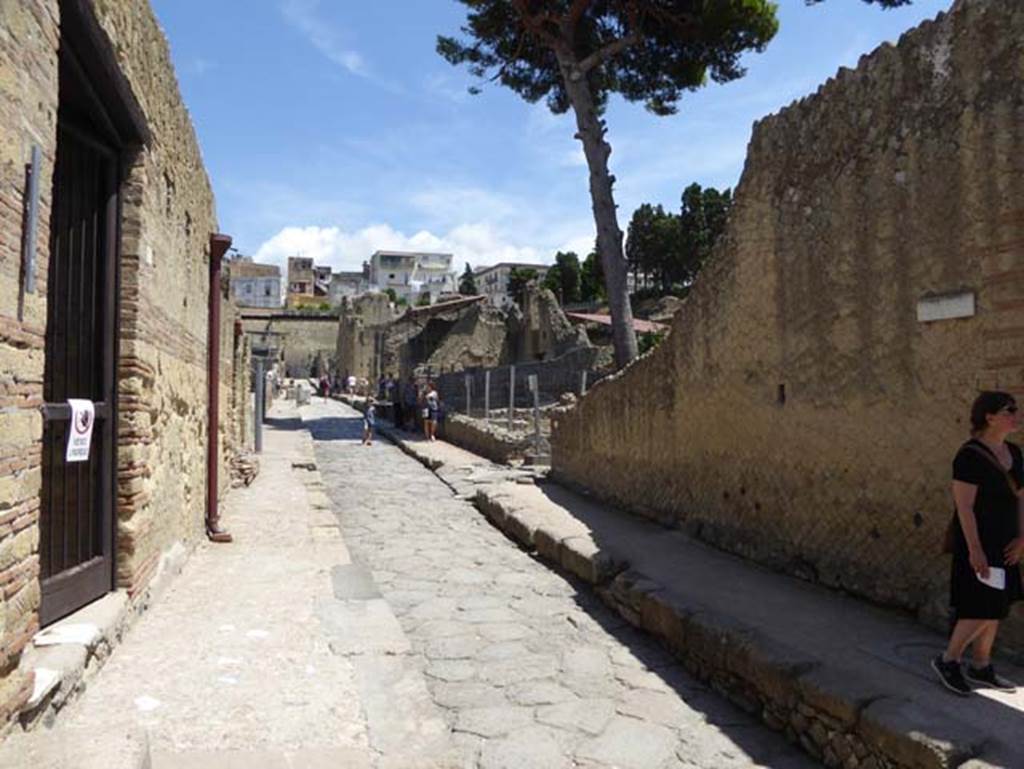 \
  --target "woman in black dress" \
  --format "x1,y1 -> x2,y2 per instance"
932,391 -> 1024,695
